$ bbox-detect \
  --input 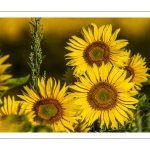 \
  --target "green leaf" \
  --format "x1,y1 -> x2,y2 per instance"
0,74 -> 30,98
136,93 -> 147,107
5,74 -> 30,88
